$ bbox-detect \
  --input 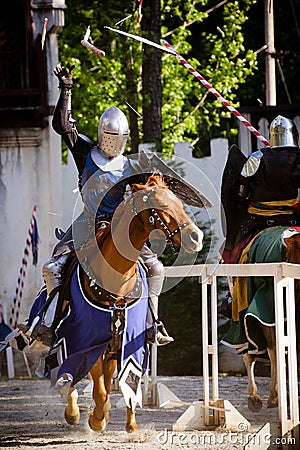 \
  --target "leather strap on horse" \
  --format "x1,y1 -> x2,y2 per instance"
110,308 -> 126,354
80,254 -> 143,308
